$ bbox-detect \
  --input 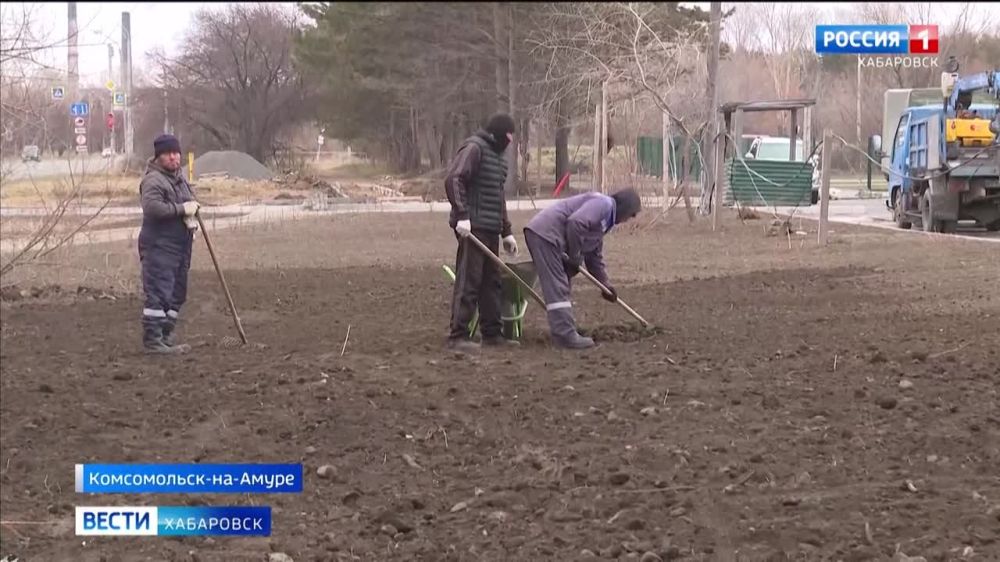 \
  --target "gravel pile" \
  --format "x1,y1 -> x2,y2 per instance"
192,151 -> 273,181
